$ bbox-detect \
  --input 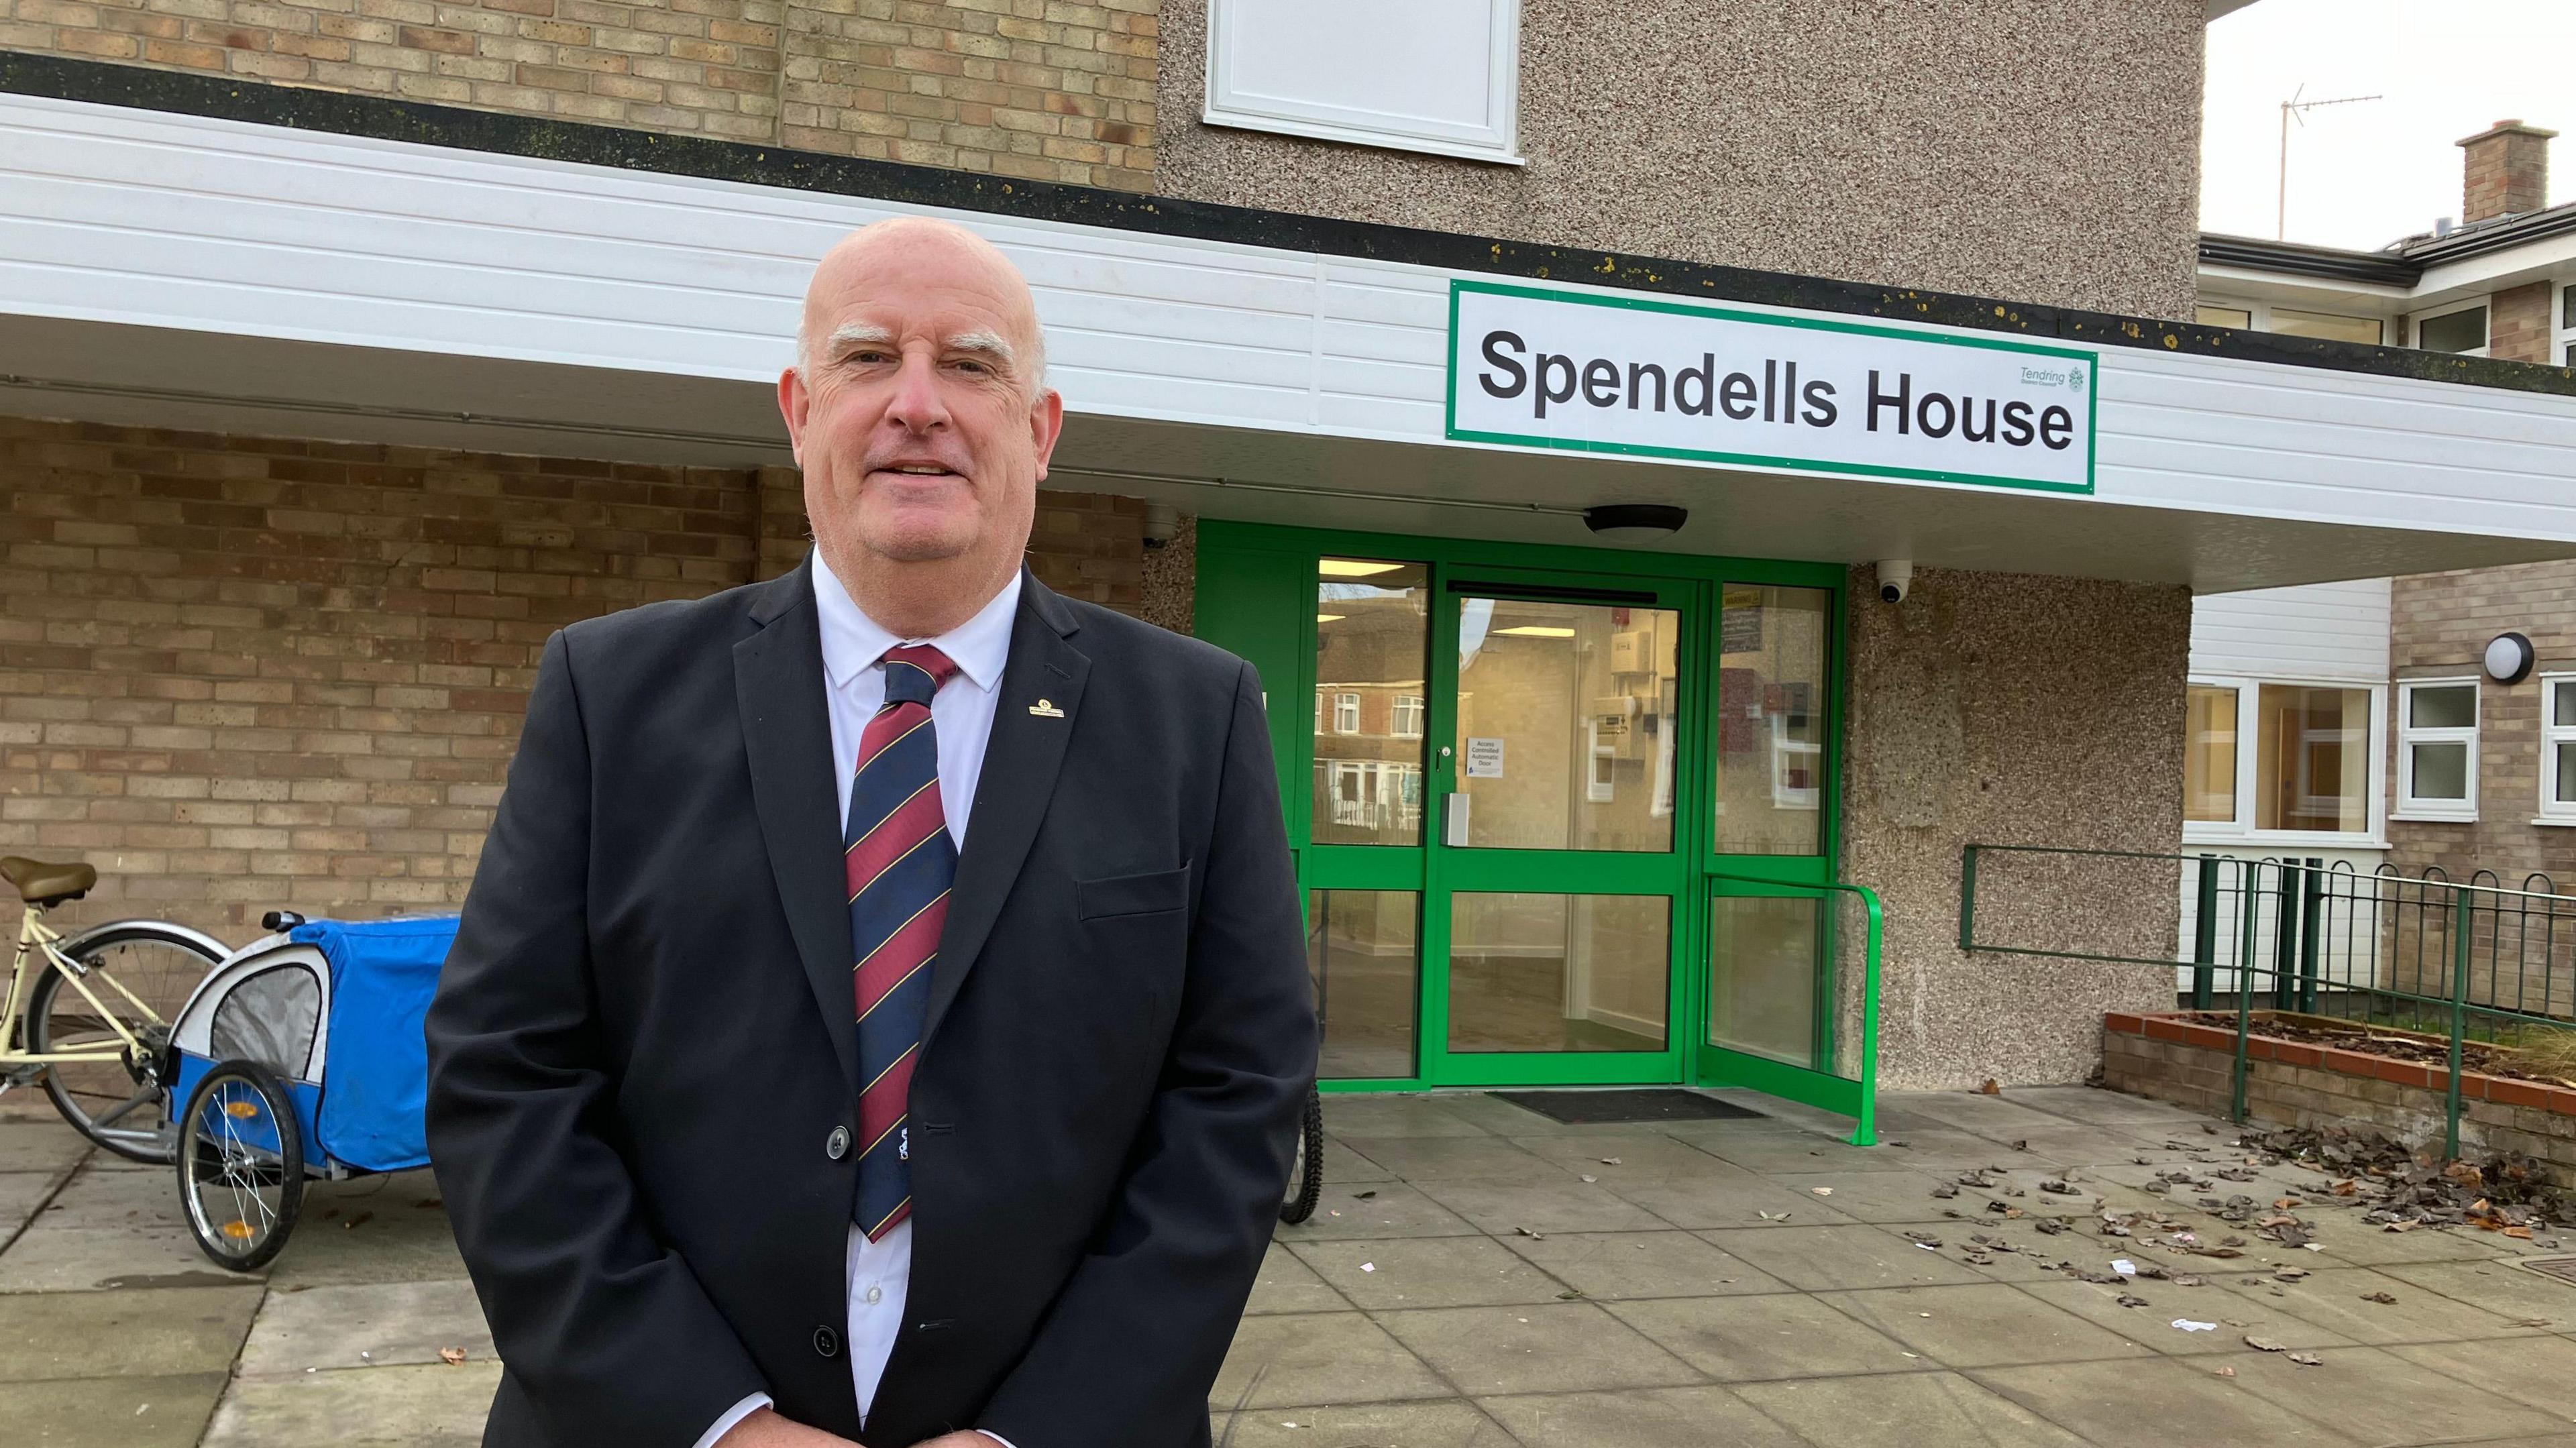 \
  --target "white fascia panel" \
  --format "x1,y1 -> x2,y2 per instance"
9,91 -> 2576,553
